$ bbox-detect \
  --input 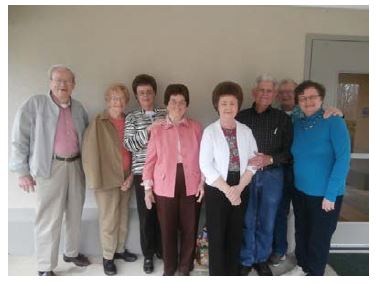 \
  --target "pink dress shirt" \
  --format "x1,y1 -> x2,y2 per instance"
53,104 -> 79,157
